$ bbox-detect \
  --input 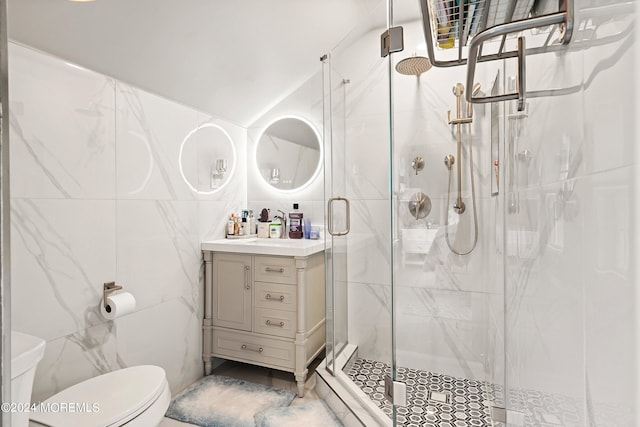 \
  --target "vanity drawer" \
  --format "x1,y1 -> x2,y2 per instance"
253,308 -> 296,339
212,328 -> 295,370
254,281 -> 296,312
254,256 -> 296,285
